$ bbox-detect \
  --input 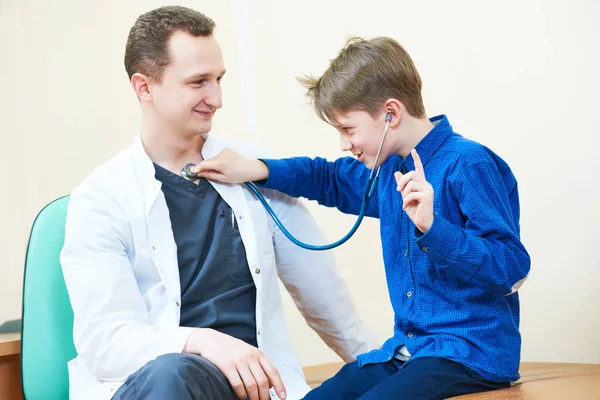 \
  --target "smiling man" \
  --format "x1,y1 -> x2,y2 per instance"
60,6 -> 377,400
